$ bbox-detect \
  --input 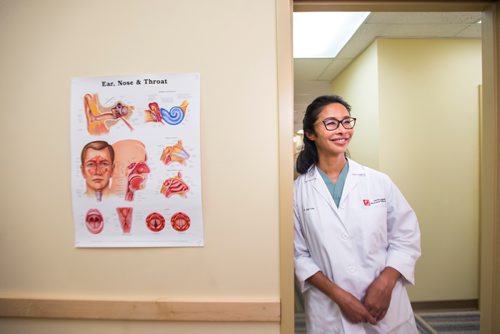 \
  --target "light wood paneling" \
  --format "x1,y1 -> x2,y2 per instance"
277,0 -> 295,333
0,298 -> 280,322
